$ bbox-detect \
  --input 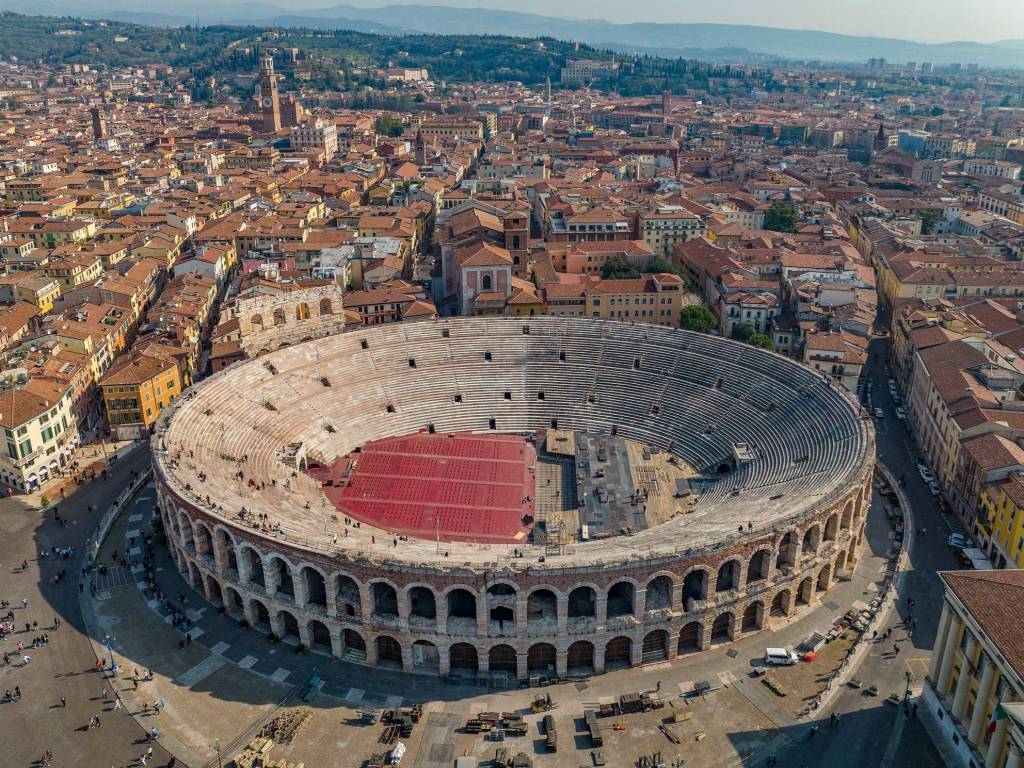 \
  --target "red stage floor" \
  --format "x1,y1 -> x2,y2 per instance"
311,432 -> 536,544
